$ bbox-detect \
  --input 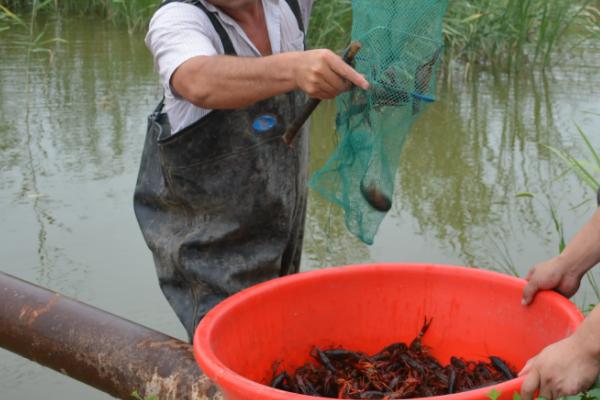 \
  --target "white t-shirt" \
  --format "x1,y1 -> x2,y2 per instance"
145,0 -> 315,133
